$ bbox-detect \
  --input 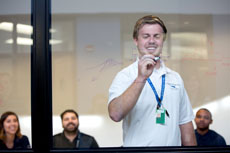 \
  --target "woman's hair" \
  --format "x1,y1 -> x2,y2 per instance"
0,111 -> 22,141
133,15 -> 167,40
